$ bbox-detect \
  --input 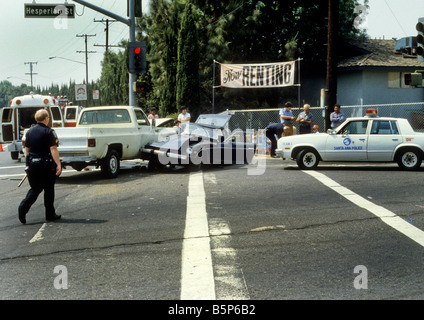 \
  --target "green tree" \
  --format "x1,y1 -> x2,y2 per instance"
98,41 -> 129,106
176,2 -> 200,117
160,0 -> 181,115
